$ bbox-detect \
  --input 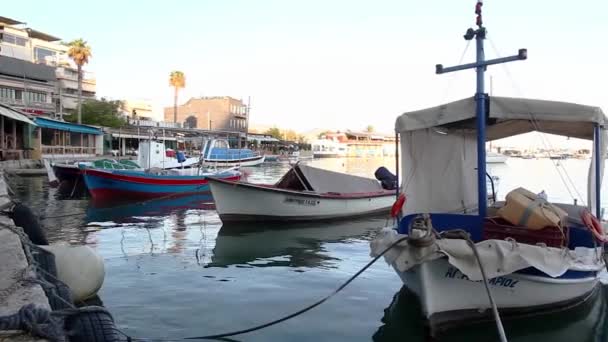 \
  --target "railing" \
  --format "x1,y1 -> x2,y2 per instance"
41,145 -> 97,155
